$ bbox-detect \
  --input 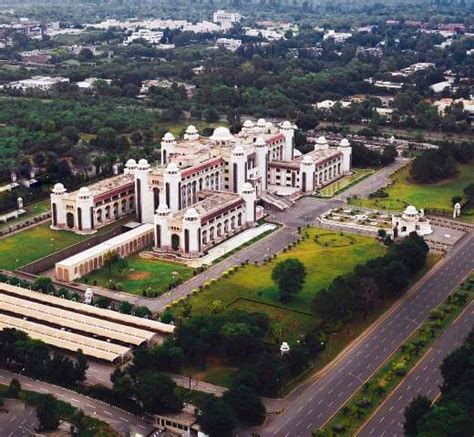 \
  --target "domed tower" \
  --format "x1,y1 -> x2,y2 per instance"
124,159 -> 137,175
76,187 -> 95,234
50,183 -> 67,230
255,136 -> 268,193
314,136 -> 329,152
163,162 -> 182,213
184,125 -> 199,141
161,132 -> 176,165
182,207 -> 202,257
241,182 -> 257,225
242,119 -> 255,135
231,145 -> 247,194
135,158 -> 154,223
210,126 -> 235,147
154,204 -> 171,251
299,155 -> 316,193
338,138 -> 352,174
280,120 -> 295,161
